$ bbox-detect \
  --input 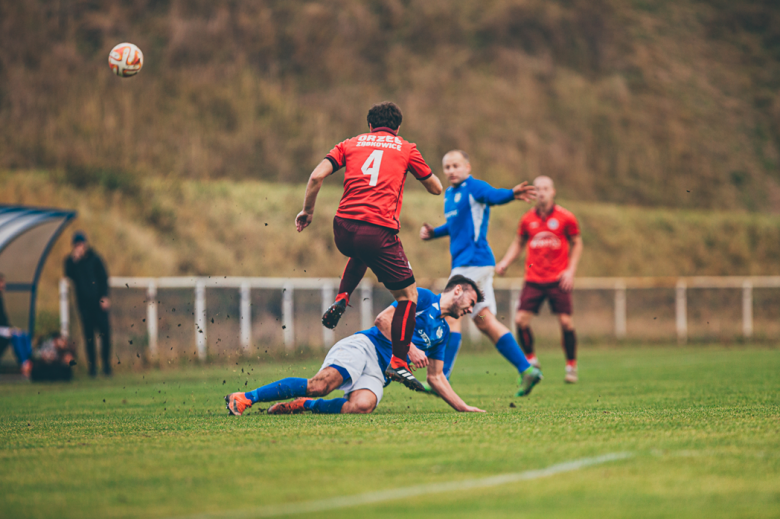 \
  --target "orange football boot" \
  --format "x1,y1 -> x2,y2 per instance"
225,392 -> 253,416
267,398 -> 313,415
